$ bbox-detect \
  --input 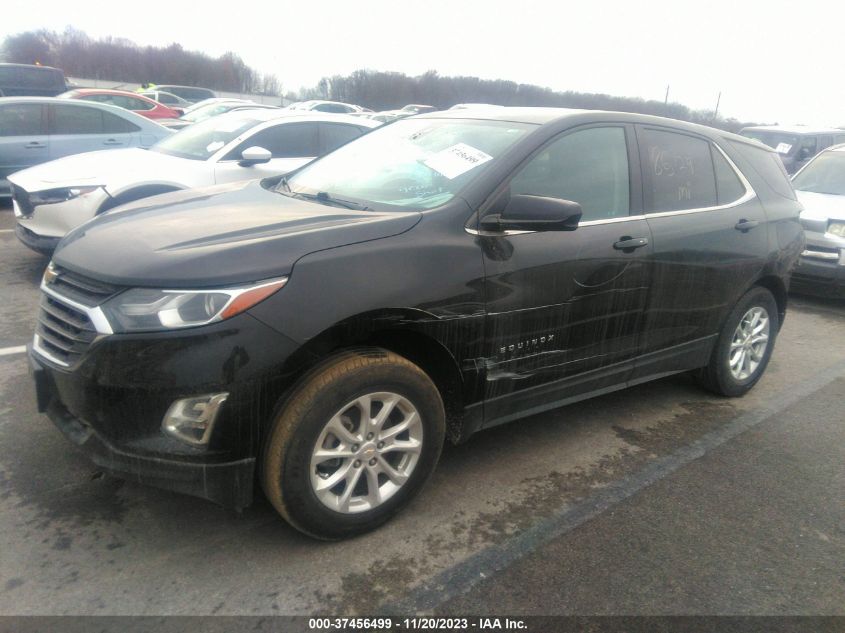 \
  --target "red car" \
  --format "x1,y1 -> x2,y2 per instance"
58,89 -> 182,119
